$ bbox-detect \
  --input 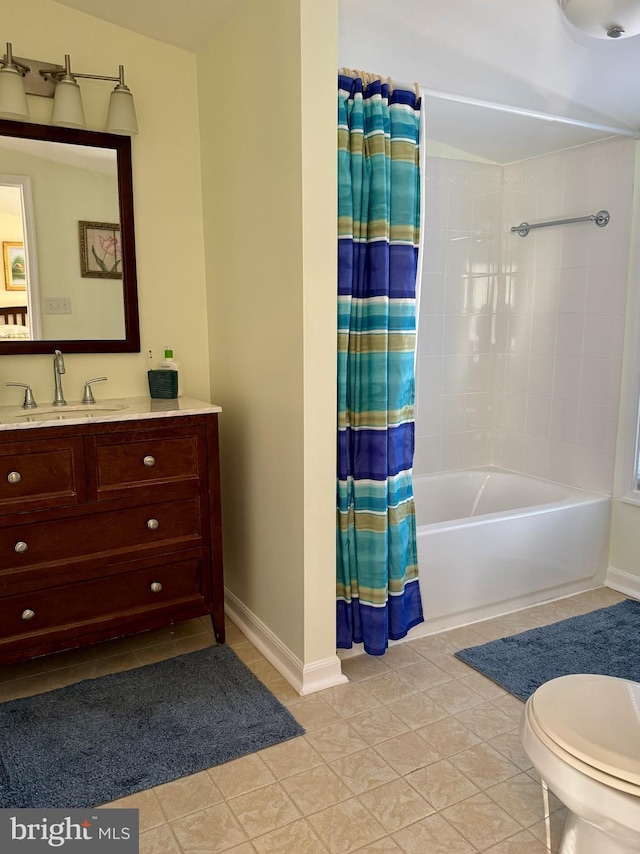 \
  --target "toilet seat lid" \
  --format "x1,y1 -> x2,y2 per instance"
530,674 -> 640,787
